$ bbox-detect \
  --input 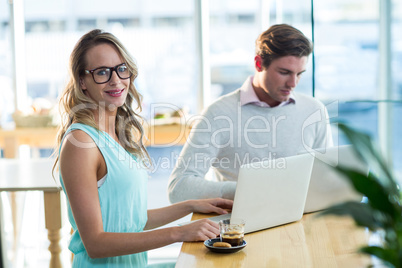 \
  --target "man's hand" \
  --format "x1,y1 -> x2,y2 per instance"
189,198 -> 233,215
